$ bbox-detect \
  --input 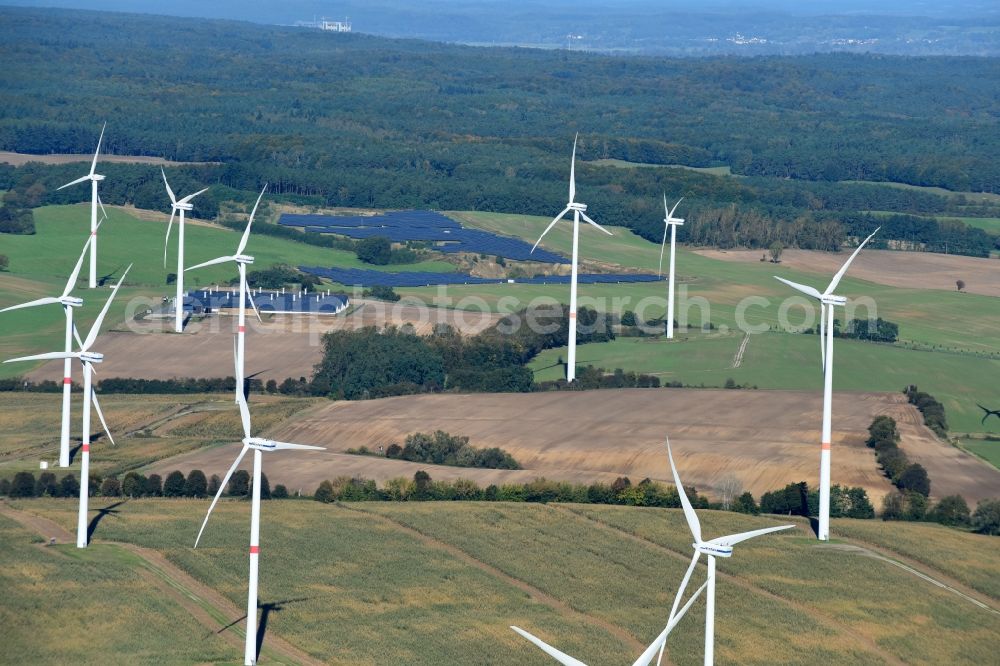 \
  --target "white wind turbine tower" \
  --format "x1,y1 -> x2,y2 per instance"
0,231 -> 98,467
658,196 -> 684,339
162,168 -> 208,333
194,347 -> 324,666
5,266 -> 130,548
531,134 -> 612,382
186,186 -> 267,395
773,228 -> 879,541
57,122 -> 108,289
660,437 -> 793,666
